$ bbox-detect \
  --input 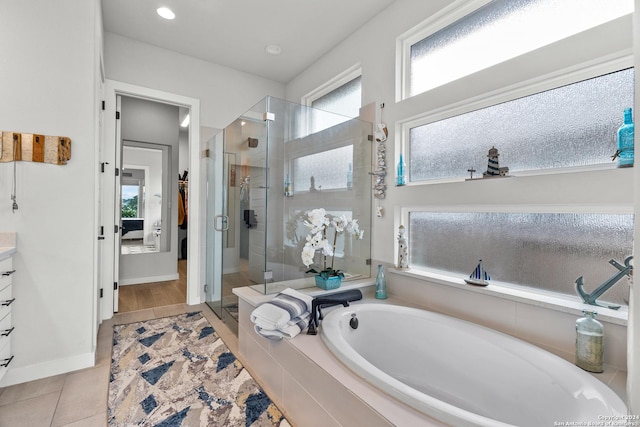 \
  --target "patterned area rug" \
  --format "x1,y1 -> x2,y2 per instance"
108,312 -> 289,427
